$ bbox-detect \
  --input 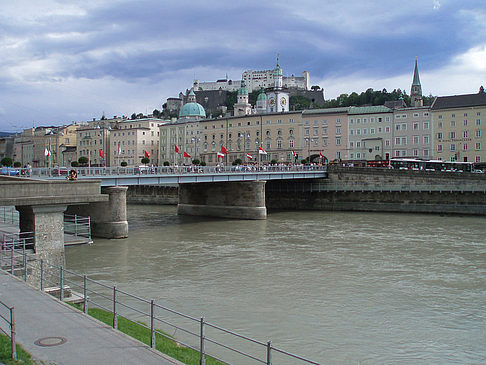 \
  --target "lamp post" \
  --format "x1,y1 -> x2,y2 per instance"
191,137 -> 200,161
244,132 -> 250,163
304,137 -> 311,163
